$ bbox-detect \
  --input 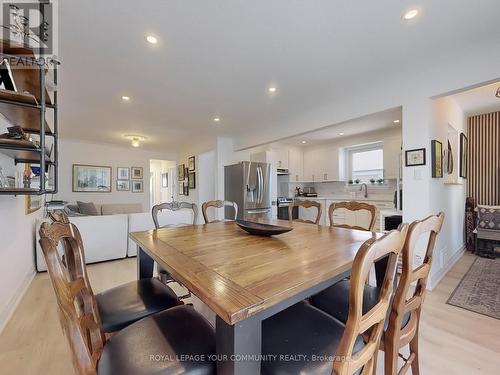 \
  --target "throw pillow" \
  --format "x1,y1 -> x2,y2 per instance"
477,205 -> 500,230
77,201 -> 99,216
